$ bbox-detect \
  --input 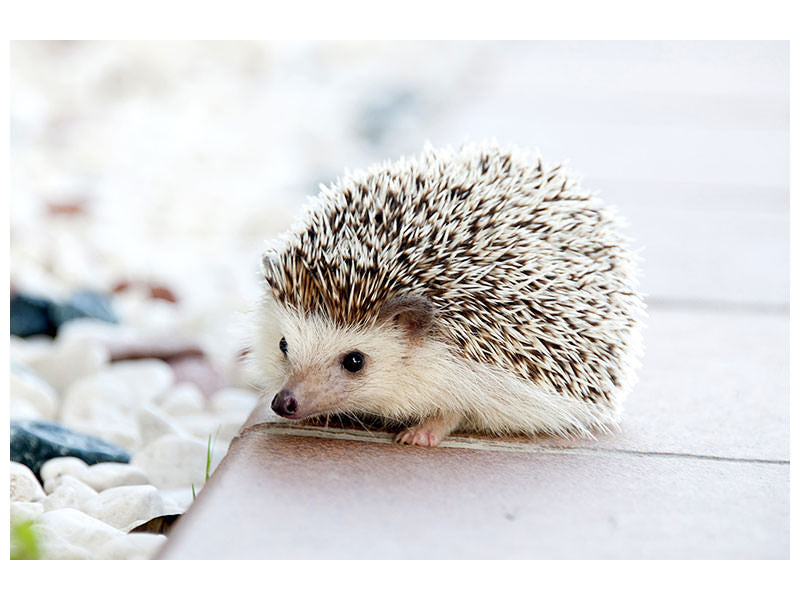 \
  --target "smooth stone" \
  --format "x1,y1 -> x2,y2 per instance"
159,494 -> 187,515
159,381 -> 206,416
106,359 -> 175,403
36,537 -> 92,560
10,293 -> 57,338
129,513 -> 182,534
11,420 -> 130,478
82,484 -> 165,531
46,196 -> 87,215
40,456 -> 89,486
168,354 -> 225,399
137,404 -> 190,445
110,340 -> 203,362
10,335 -> 55,369
41,475 -> 98,511
56,319 -> 141,349
10,398 -> 43,421
96,532 -> 167,559
11,361 -> 59,420
65,420 -> 141,454
48,290 -> 119,329
131,434 -> 223,489
11,500 -> 45,525
82,462 -> 150,491
10,461 -> 45,501
33,508 -> 123,558
26,336 -> 110,393
210,387 -> 259,418
113,279 -> 178,304
61,371 -> 143,451
159,487 -> 196,512
173,414 -> 240,446
41,457 -> 149,492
